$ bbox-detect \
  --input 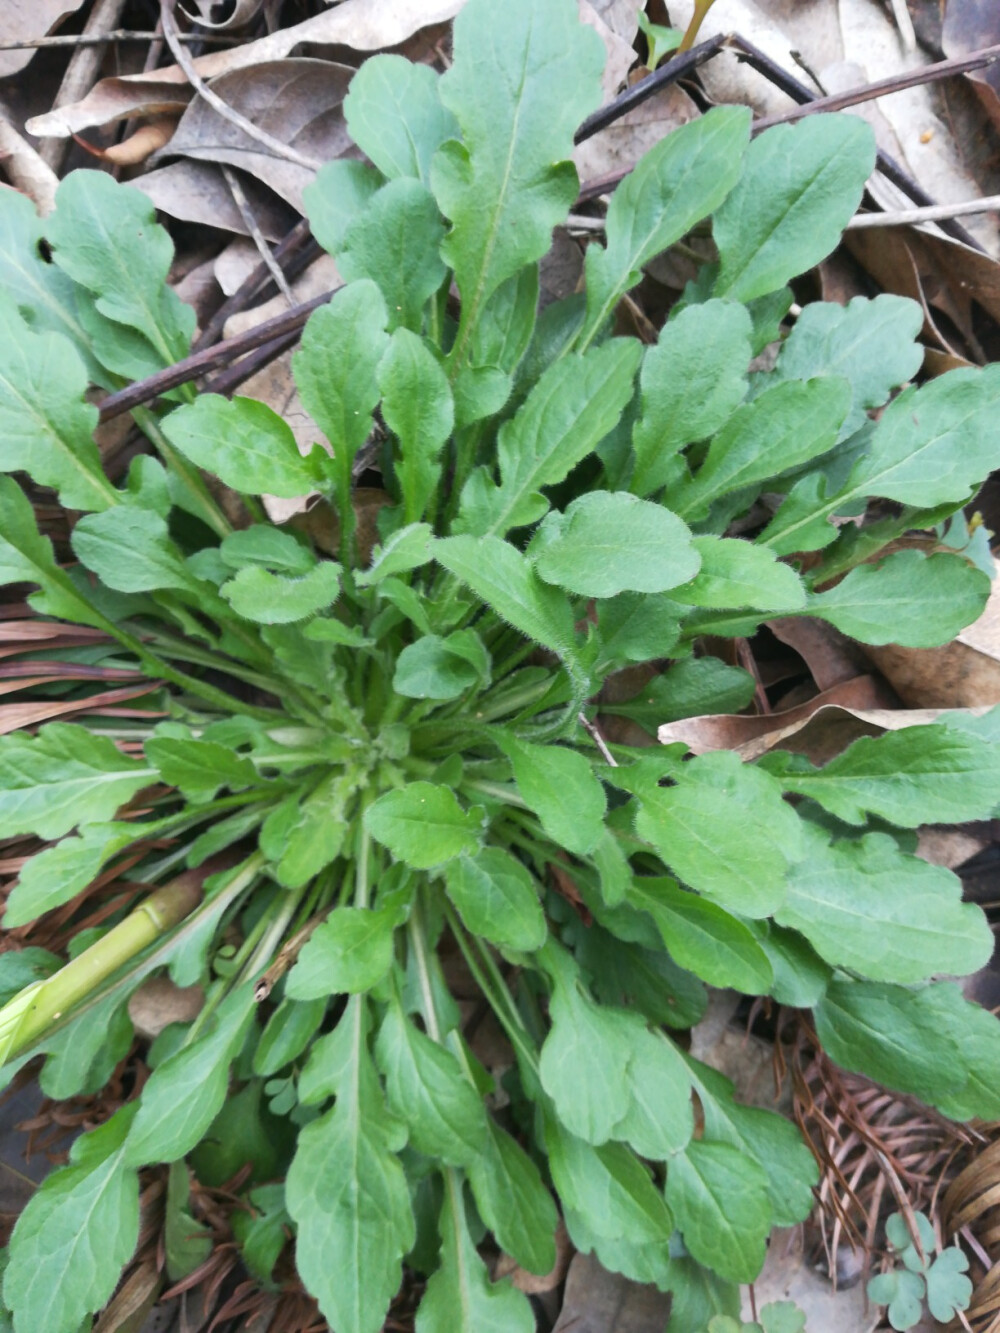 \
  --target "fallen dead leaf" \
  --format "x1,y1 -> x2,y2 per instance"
154,60 -> 355,213
495,1219 -> 573,1295
943,0 -> 1000,133
0,1 -> 87,81
575,84 -> 699,185
864,577 -> 1000,706
133,159 -> 297,241
0,112 -> 59,214
656,675 -> 896,760
552,1251 -> 672,1333
579,0 -> 643,103
768,617 -> 874,692
915,823 -> 992,869
182,0 -> 265,28
127,976 -> 204,1040
26,0 -> 466,140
